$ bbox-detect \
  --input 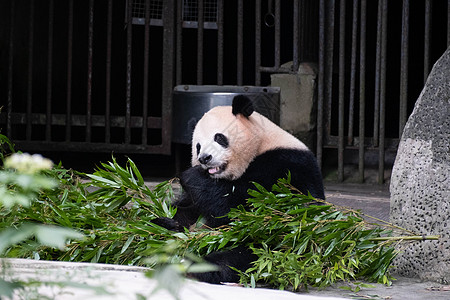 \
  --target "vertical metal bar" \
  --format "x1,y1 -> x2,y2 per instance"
66,0 -> 73,142
292,0 -> 299,72
255,0 -> 261,85
46,0 -> 54,141
86,0 -> 94,143
448,0 -> 450,47
105,0 -> 112,143
359,0 -> 367,183
378,0 -> 388,185
26,0 -> 35,141
161,0 -> 175,153
373,0 -> 383,147
125,0 -> 132,144
337,0 -> 346,182
176,0 -> 182,85
274,0 -> 281,69
317,0 -> 325,169
300,0 -> 308,63
325,0 -> 335,137
424,0 -> 432,84
399,0 -> 409,137
6,0 -> 15,138
197,0 -> 204,85
142,0 -> 150,145
217,0 -> 224,85
347,0 -> 358,146
237,0 -> 243,85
